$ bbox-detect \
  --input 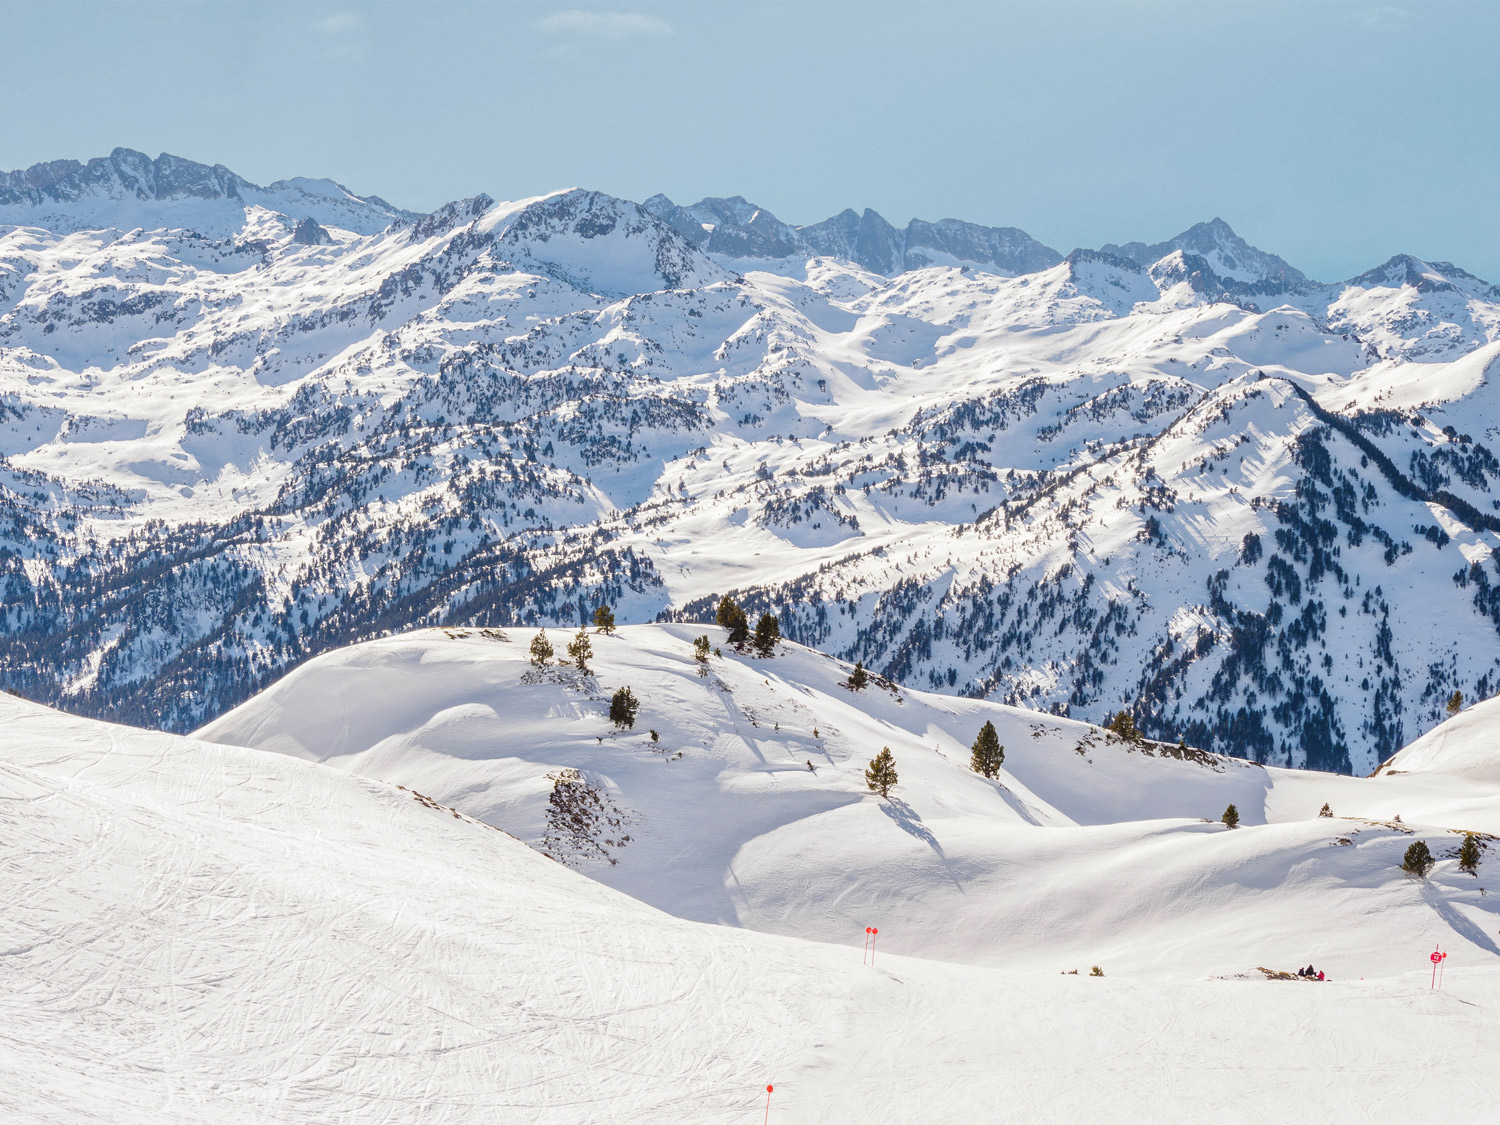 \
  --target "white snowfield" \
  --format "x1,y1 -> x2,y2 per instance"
1383,694 -> 1500,783
6,682 -> 1500,1124
200,626 -> 1500,981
